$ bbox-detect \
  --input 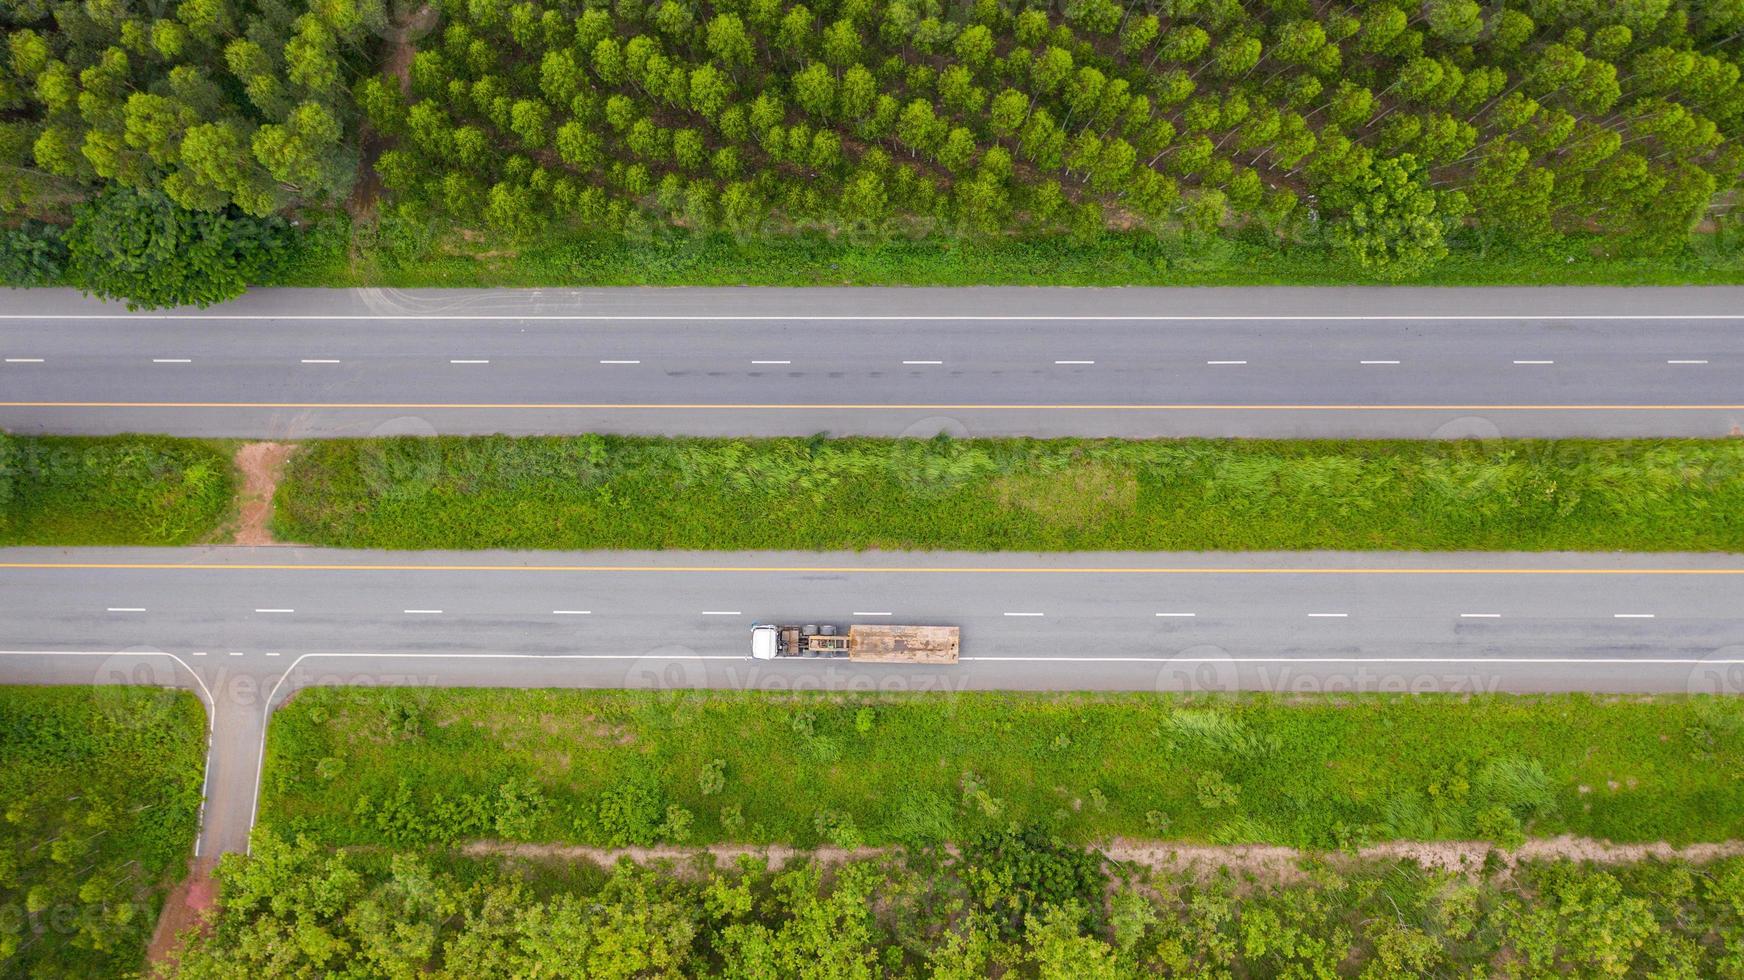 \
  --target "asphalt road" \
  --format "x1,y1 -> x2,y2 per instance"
3,544 -> 1744,850
6,545 -> 1744,854
5,286 -> 1744,438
